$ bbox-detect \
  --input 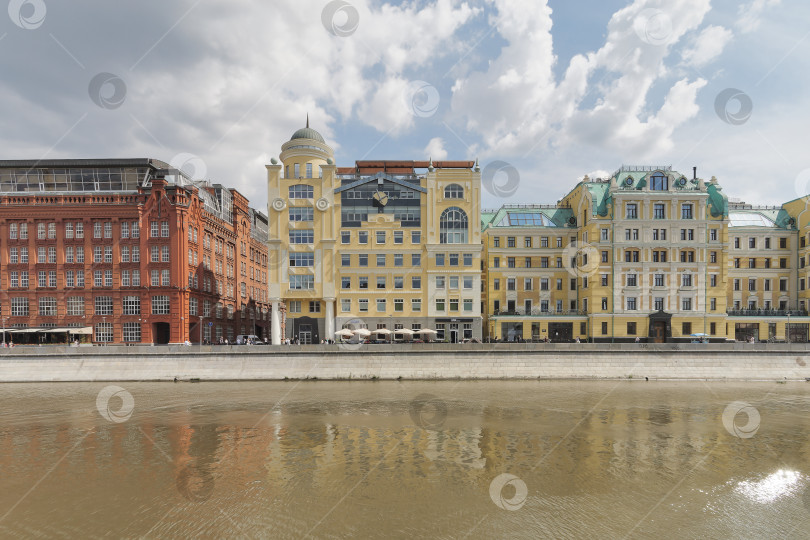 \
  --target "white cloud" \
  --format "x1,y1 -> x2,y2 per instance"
425,137 -> 448,160
736,0 -> 781,33
681,25 -> 733,67
451,0 -> 713,161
